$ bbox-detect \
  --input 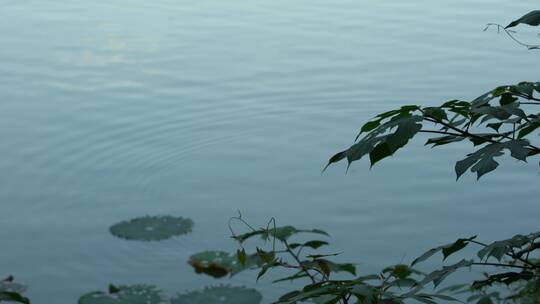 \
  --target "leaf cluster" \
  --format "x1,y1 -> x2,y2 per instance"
326,82 -> 540,179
